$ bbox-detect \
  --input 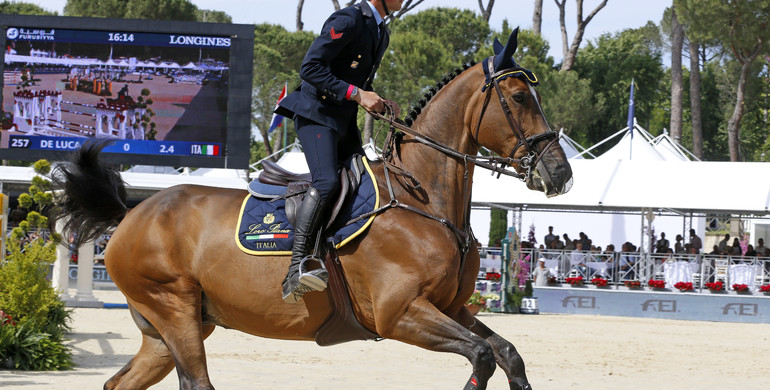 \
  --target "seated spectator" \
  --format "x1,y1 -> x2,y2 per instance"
755,238 -> 769,257
708,245 -> 722,256
729,238 -> 742,255
578,232 -> 591,251
619,242 -> 637,279
563,234 -> 575,251
745,244 -> 757,257
602,244 -> 616,262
